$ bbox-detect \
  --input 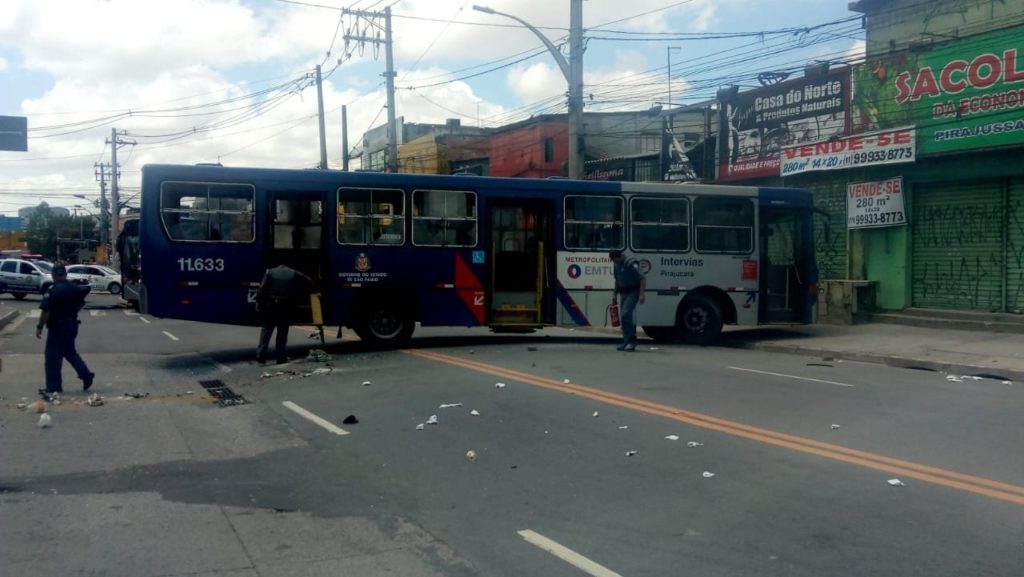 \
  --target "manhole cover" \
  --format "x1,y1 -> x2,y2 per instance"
198,379 -> 248,407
